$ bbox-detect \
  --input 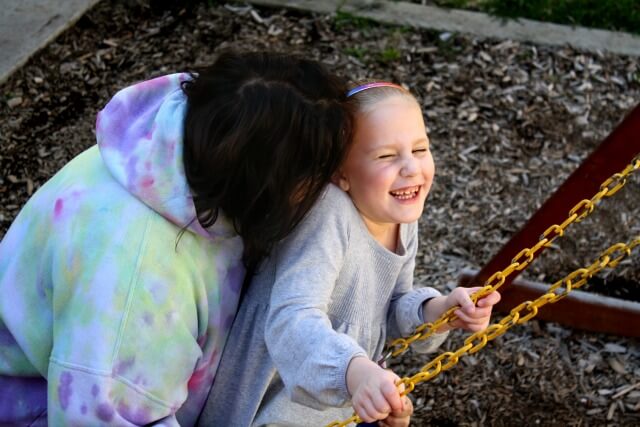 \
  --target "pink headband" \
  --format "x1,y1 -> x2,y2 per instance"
346,81 -> 406,97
